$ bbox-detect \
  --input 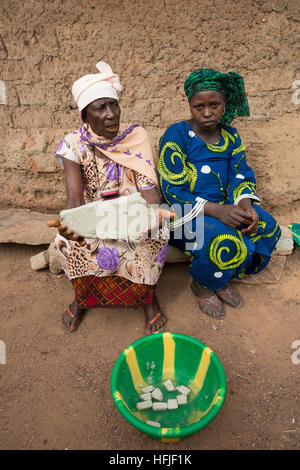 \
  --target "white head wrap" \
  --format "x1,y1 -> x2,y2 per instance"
72,61 -> 123,112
